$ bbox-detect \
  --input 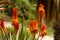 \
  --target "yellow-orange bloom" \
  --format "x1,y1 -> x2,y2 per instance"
37,4 -> 45,16
40,24 -> 47,36
30,20 -> 38,34
12,7 -> 18,24
37,4 -> 45,24
12,7 -> 19,34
